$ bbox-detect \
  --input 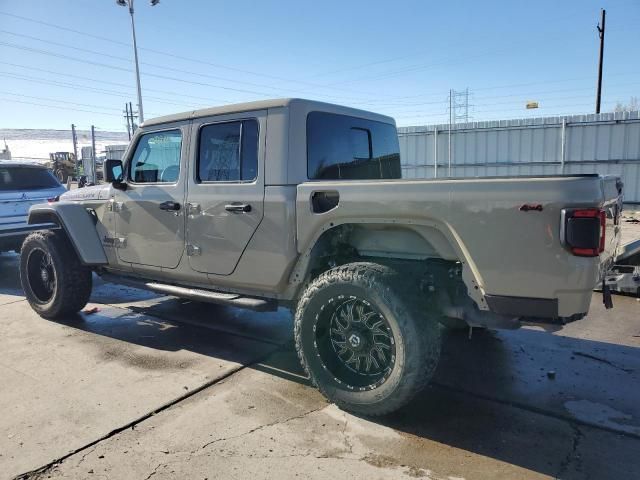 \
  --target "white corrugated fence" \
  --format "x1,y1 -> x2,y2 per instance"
398,111 -> 640,203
